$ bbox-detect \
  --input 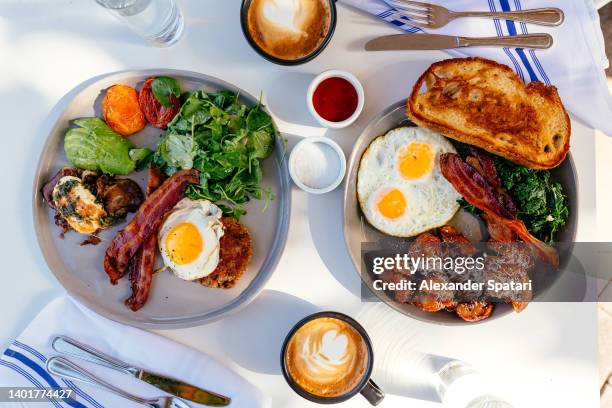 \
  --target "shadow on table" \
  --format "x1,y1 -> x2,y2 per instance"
182,0 -> 266,67
218,290 -> 319,374
264,72 -> 321,127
